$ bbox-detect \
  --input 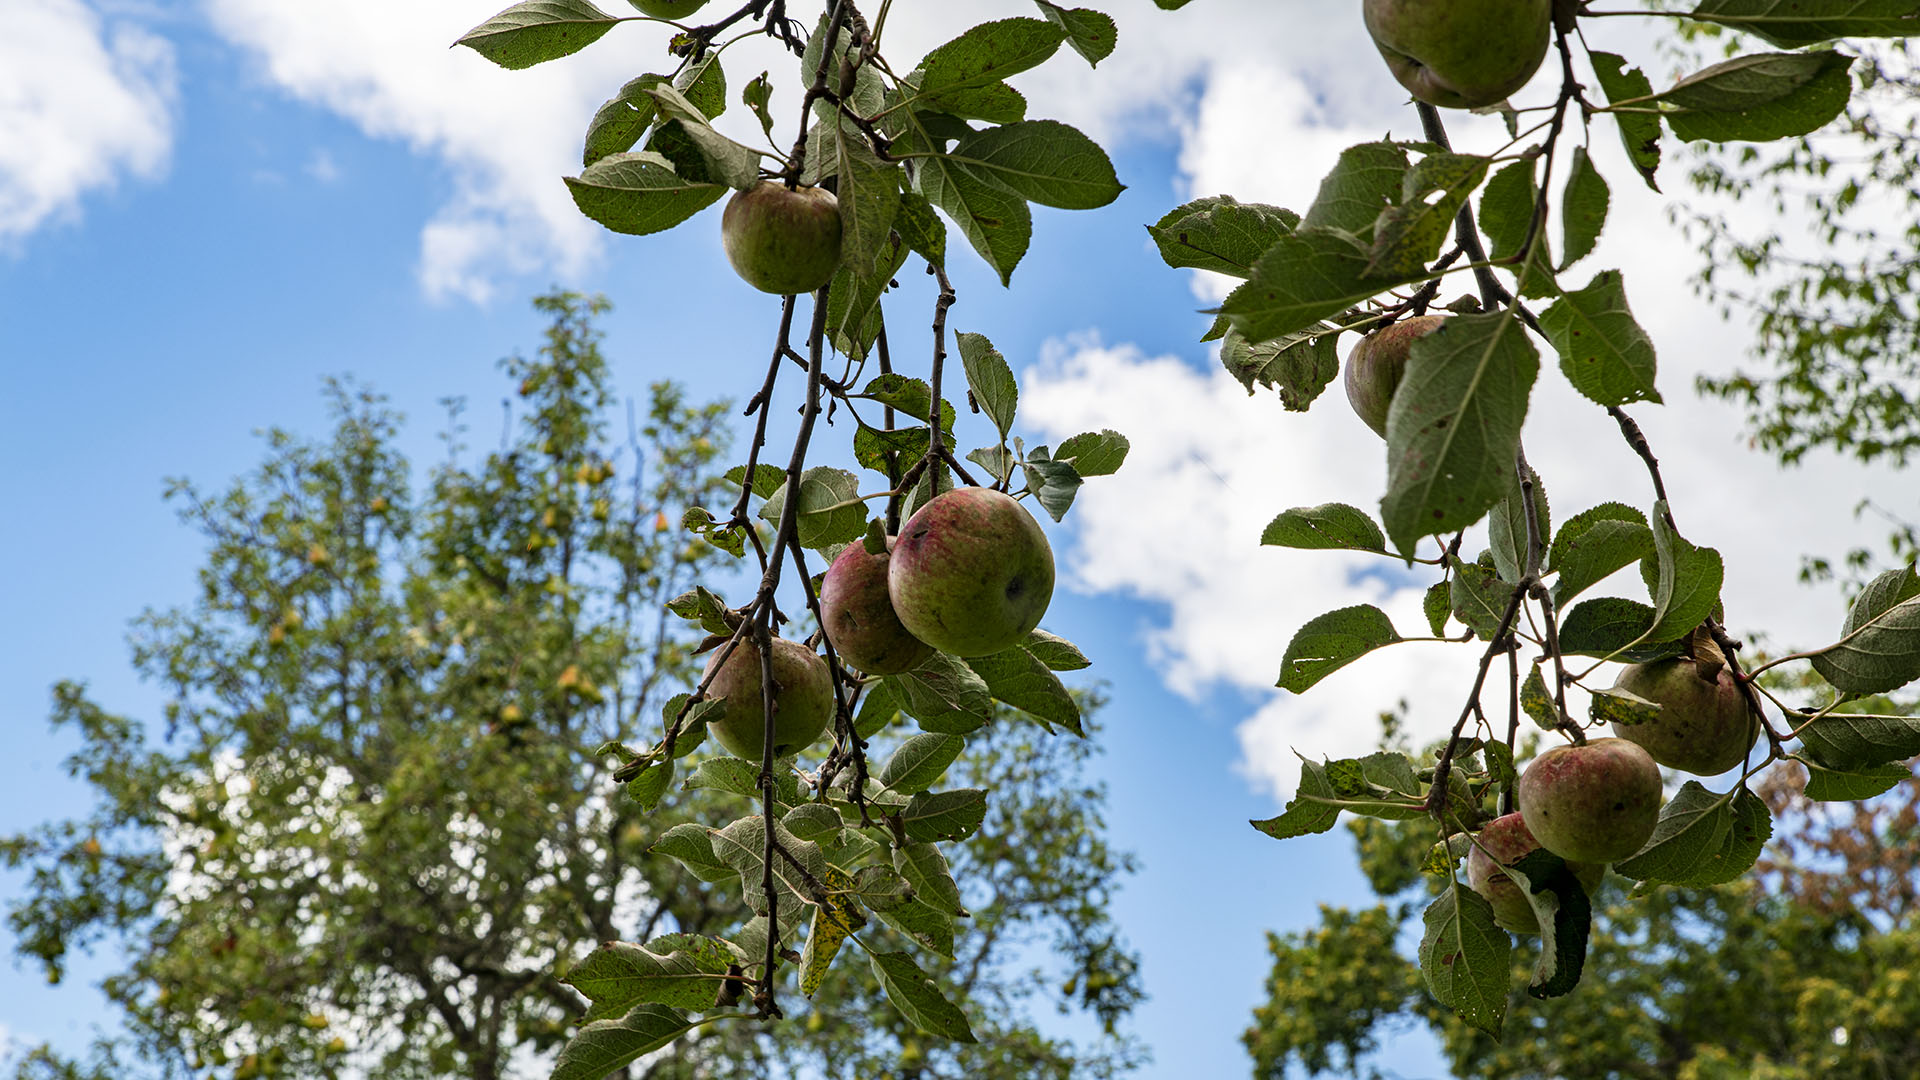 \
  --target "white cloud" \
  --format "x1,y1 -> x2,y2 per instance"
0,0 -> 176,246
202,0 -> 642,303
